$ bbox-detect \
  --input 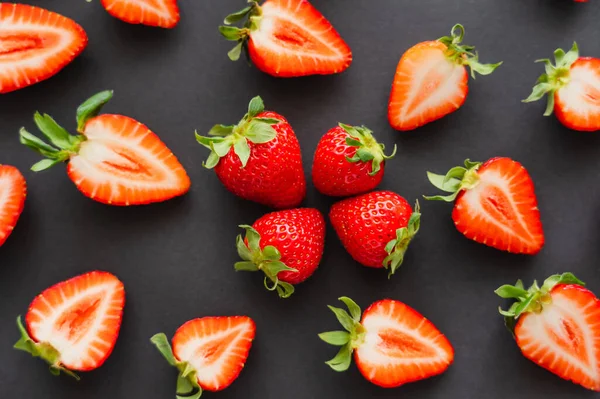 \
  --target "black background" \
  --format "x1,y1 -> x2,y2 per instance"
1,0 -> 600,398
